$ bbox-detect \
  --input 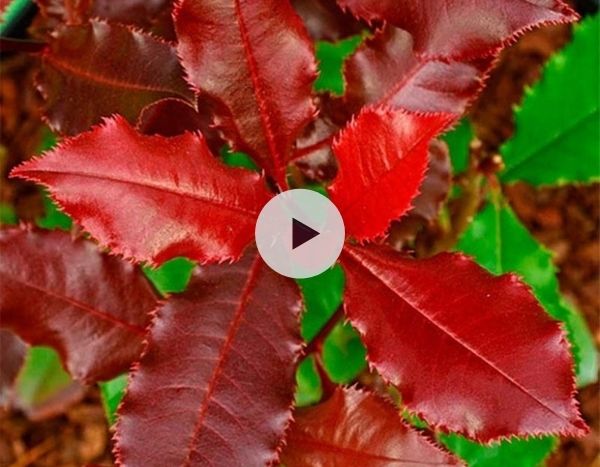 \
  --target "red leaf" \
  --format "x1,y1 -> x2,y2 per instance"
340,243 -> 588,441
0,330 -> 27,405
329,106 -> 453,242
34,0 -> 176,40
344,26 -> 493,115
38,20 -> 193,135
281,387 -> 460,466
0,227 -> 158,383
115,246 -> 303,466
337,0 -> 578,59
11,116 -> 271,266
291,0 -> 364,41
174,0 -> 318,187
